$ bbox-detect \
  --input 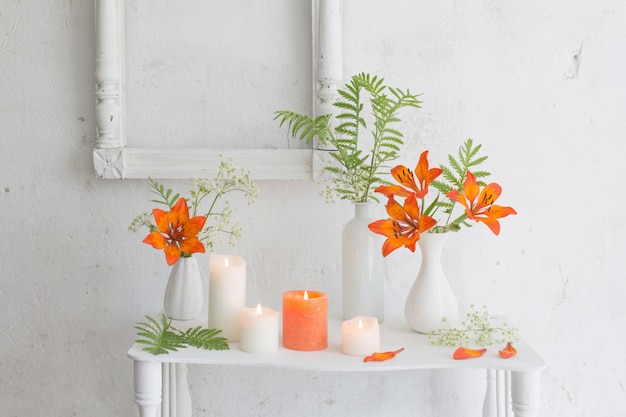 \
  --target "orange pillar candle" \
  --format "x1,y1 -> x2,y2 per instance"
282,290 -> 328,351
